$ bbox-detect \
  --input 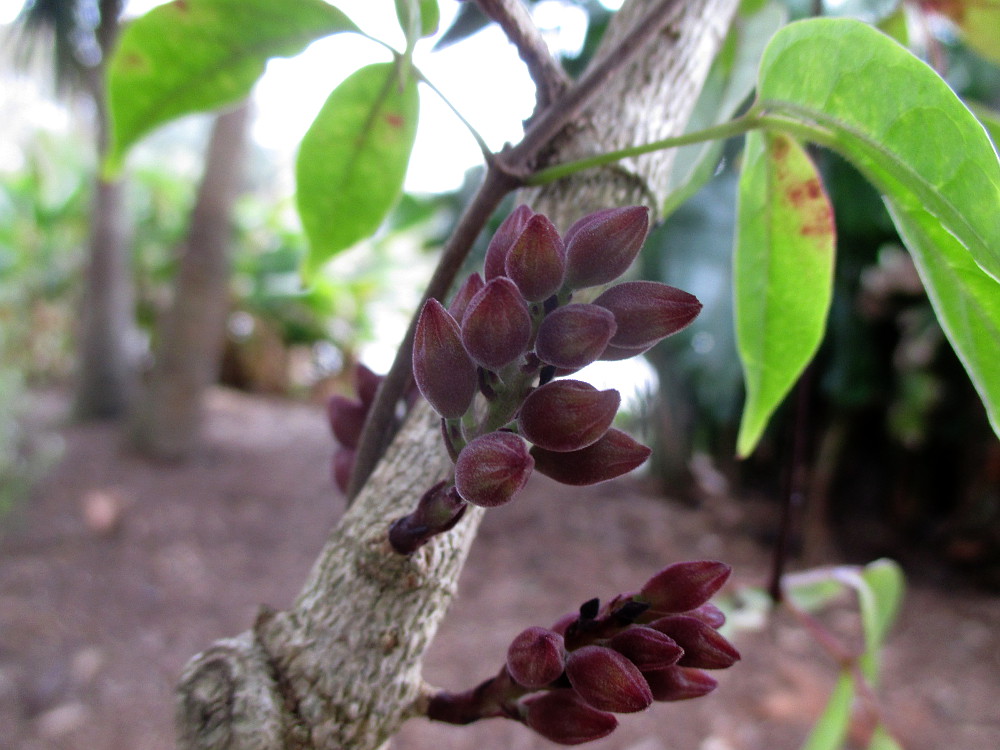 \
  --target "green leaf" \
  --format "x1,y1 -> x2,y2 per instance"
867,723 -> 903,750
296,61 -> 420,272
106,0 -> 359,173
755,18 -> 1000,283
662,0 -> 786,218
801,670 -> 854,750
754,18 -> 1000,438
734,131 -> 836,456
396,0 -> 440,40
833,559 -> 904,684
783,572 -> 845,612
